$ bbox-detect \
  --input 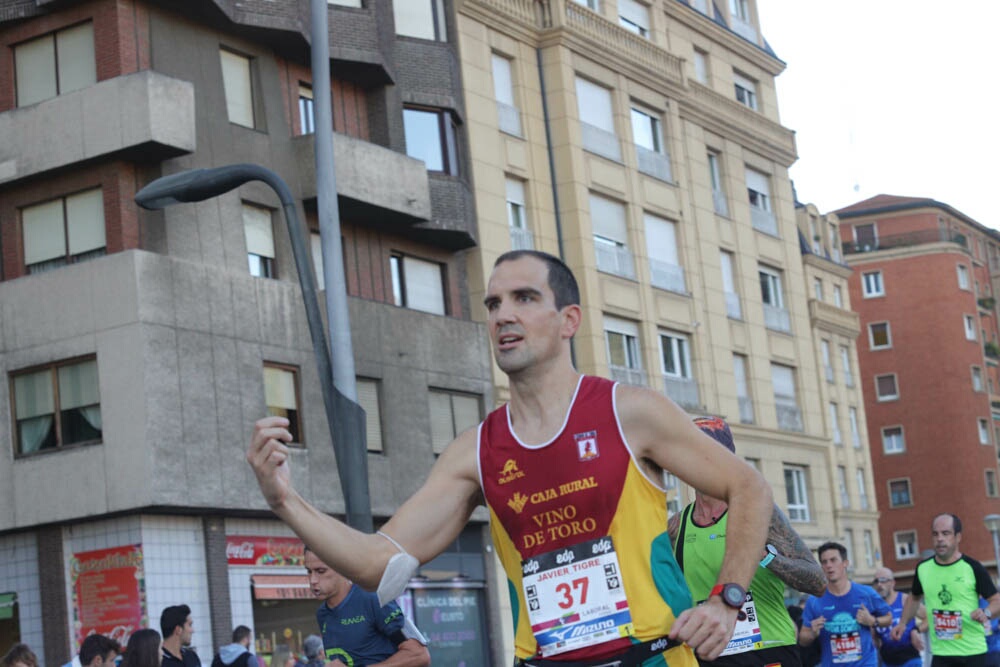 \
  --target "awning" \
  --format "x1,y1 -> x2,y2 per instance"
251,575 -> 312,600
